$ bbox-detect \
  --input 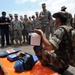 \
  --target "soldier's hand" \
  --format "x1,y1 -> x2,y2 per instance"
39,15 -> 44,20
34,29 -> 43,36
